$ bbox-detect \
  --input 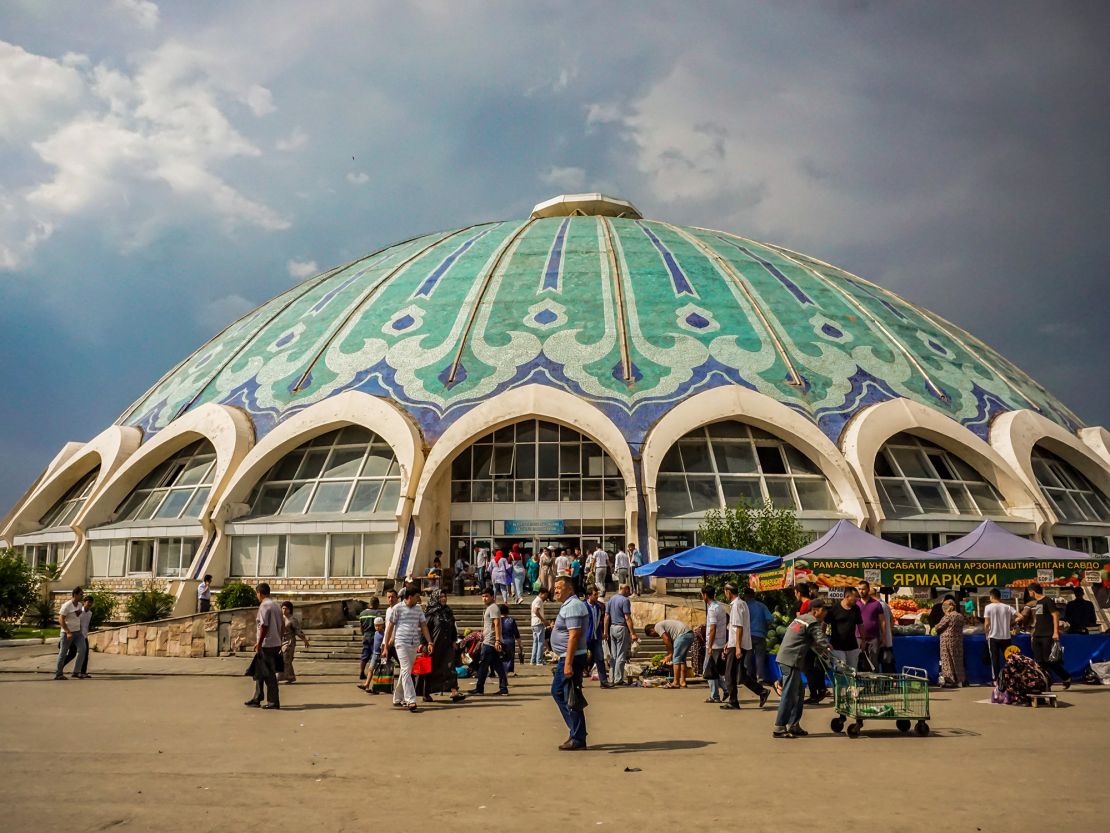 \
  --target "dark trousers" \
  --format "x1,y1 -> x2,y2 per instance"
1031,636 -> 1070,683
552,653 -> 588,744
725,648 -> 766,706
804,648 -> 826,697
253,646 -> 281,705
474,643 -> 509,693
198,599 -> 211,613
588,636 -> 609,684
64,638 -> 90,675
987,638 -> 1011,681
745,635 -> 768,683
